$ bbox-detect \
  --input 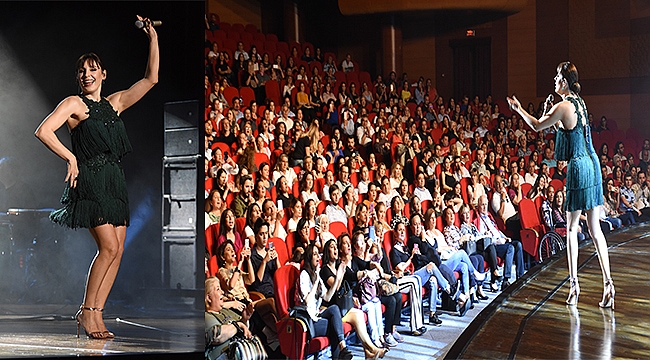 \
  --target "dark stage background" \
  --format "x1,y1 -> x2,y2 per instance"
0,1 -> 203,305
